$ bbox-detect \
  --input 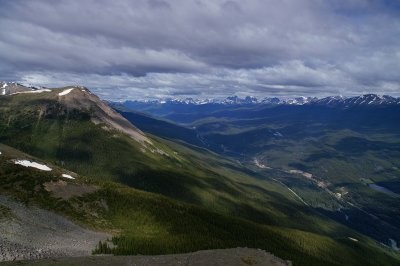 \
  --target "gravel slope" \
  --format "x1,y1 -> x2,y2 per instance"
0,195 -> 110,262
0,195 -> 291,265
1,248 -> 291,266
